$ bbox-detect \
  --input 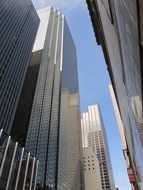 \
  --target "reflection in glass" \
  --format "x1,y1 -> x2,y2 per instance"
0,131 -> 38,190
